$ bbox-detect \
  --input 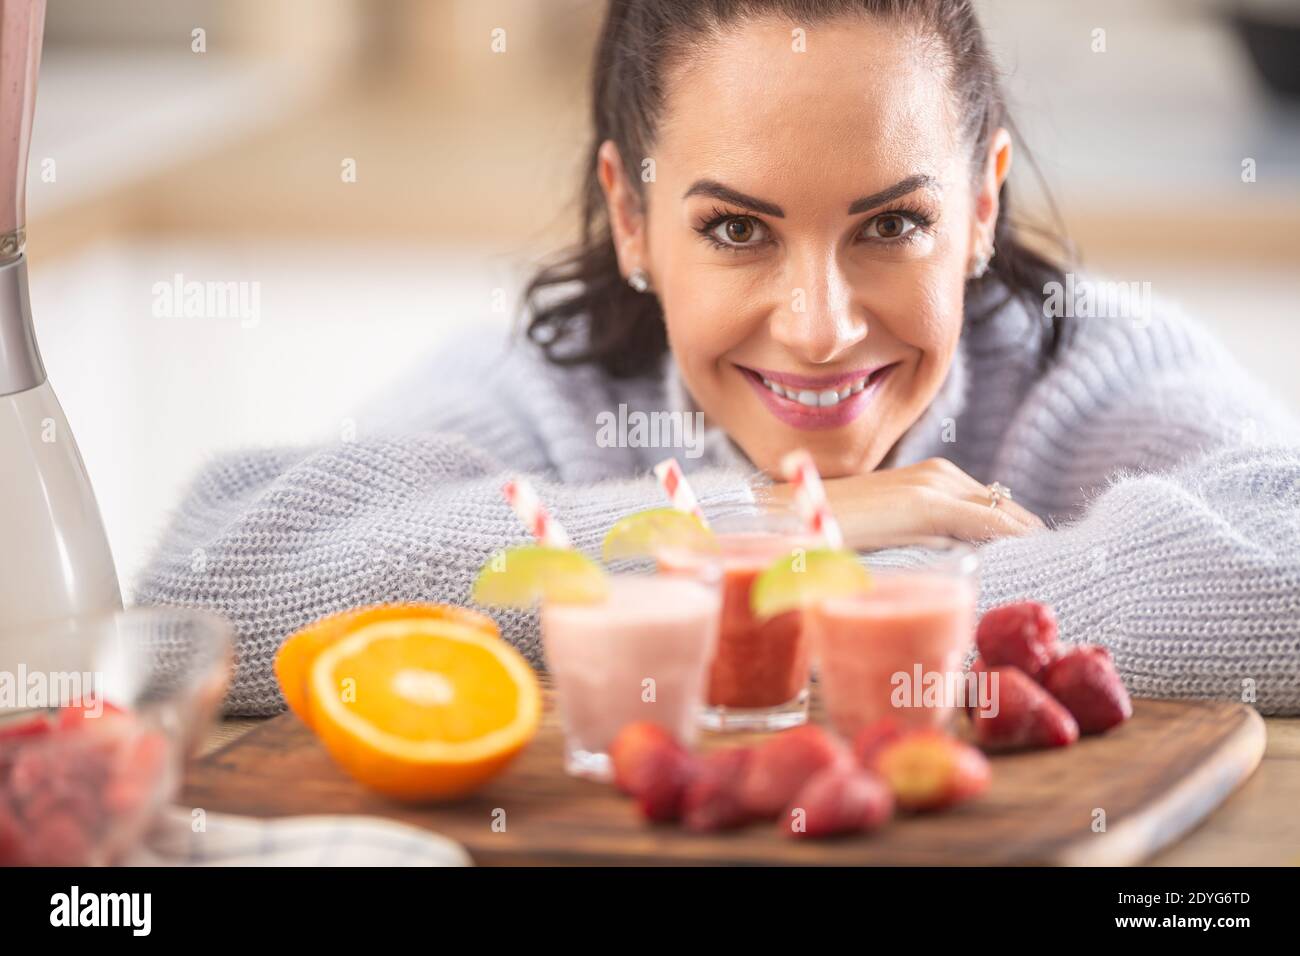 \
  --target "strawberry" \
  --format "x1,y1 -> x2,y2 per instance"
1042,645 -> 1132,734
852,718 -> 907,769
976,602 -> 1059,680
632,745 -> 698,823
682,747 -> 754,832
739,725 -> 847,820
56,697 -> 125,732
782,764 -> 894,838
0,712 -> 55,742
970,664 -> 1078,751
0,703 -> 164,865
609,722 -> 681,796
874,730 -> 991,812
